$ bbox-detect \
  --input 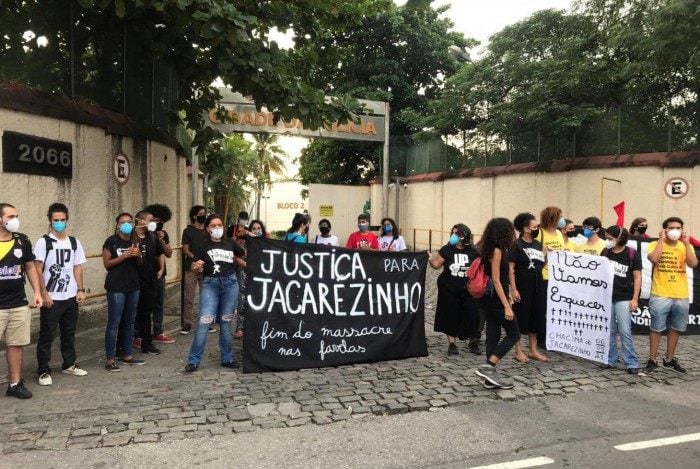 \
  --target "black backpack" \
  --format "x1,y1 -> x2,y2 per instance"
41,234 -> 77,271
